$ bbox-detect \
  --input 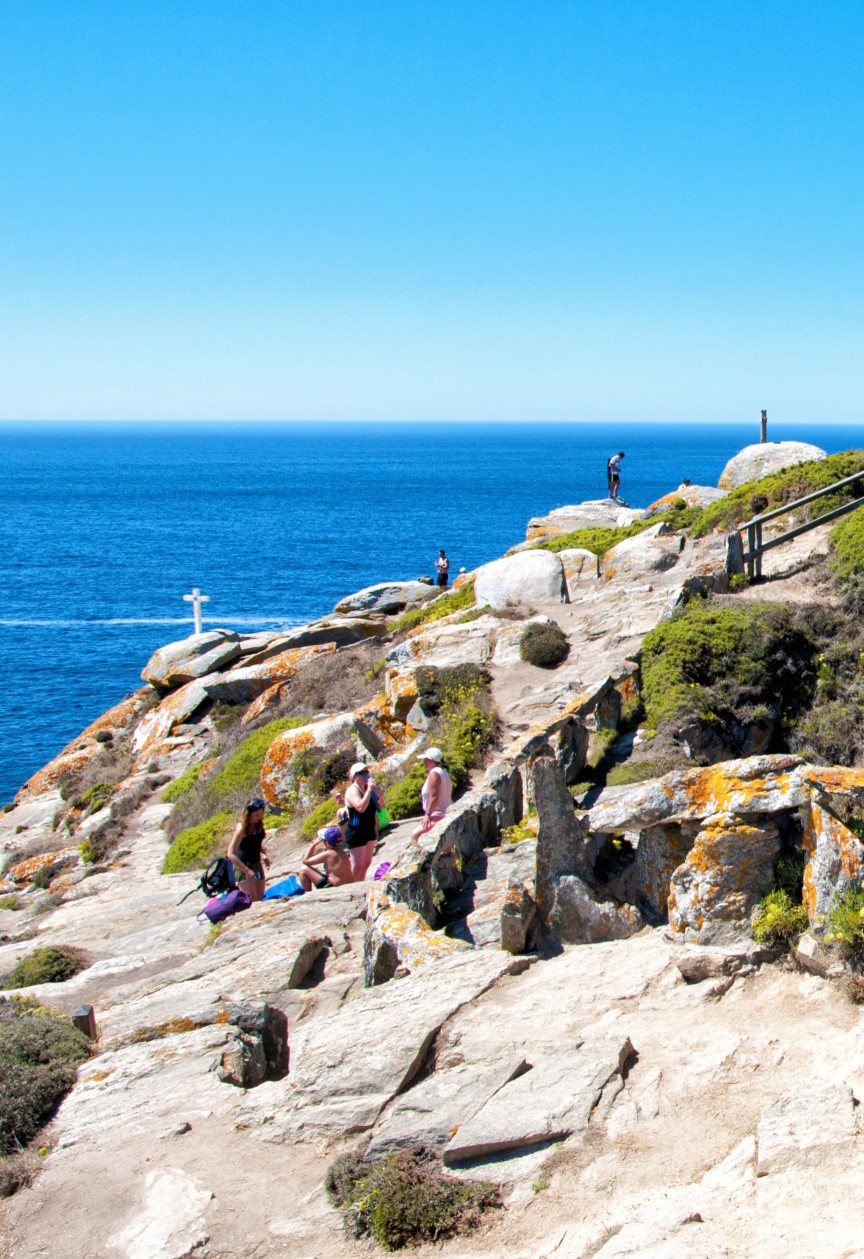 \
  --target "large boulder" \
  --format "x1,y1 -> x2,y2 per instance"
474,550 -> 568,610
802,793 -> 864,923
259,713 -> 382,807
603,525 -> 683,582
644,484 -> 728,516
334,582 -> 439,617
142,631 -> 240,689
202,642 -> 336,705
386,616 -> 497,669
557,547 -> 600,596
718,441 -> 826,490
131,680 -> 210,760
667,812 -> 781,942
526,500 -> 645,542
